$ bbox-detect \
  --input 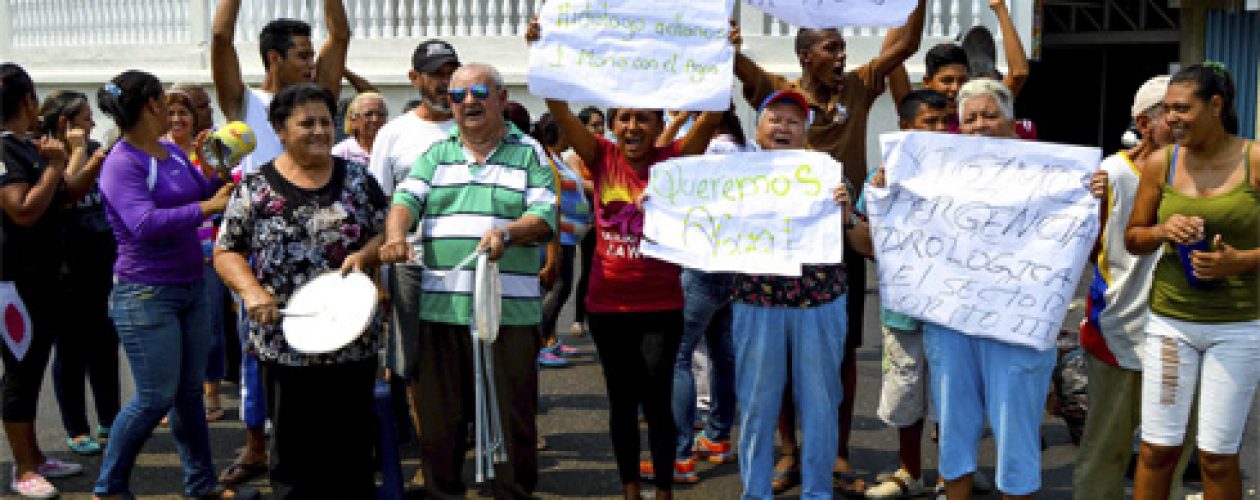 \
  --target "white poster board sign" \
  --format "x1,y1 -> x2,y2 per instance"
865,132 -> 1102,351
527,0 -> 735,111
641,150 -> 845,275
744,0 -> 918,28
